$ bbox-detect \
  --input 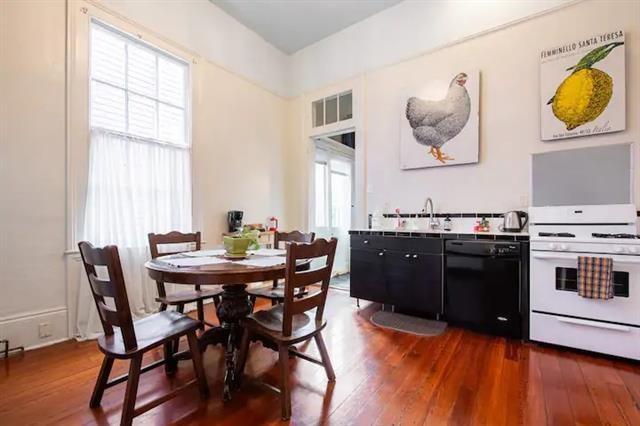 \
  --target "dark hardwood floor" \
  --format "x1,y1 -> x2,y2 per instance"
1,289 -> 639,425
